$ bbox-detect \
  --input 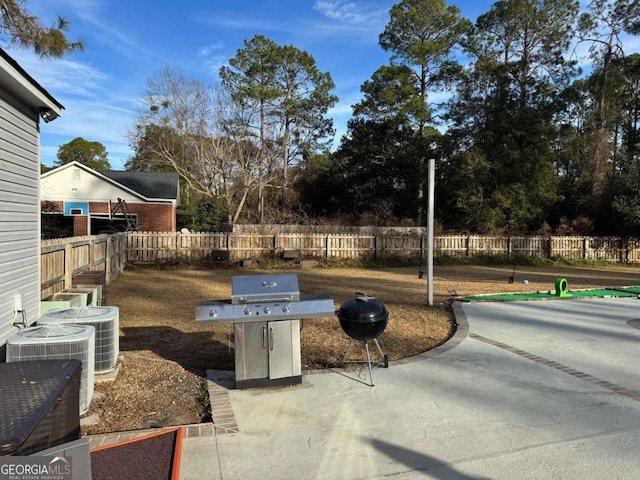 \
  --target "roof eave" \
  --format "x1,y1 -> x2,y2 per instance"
0,48 -> 64,121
